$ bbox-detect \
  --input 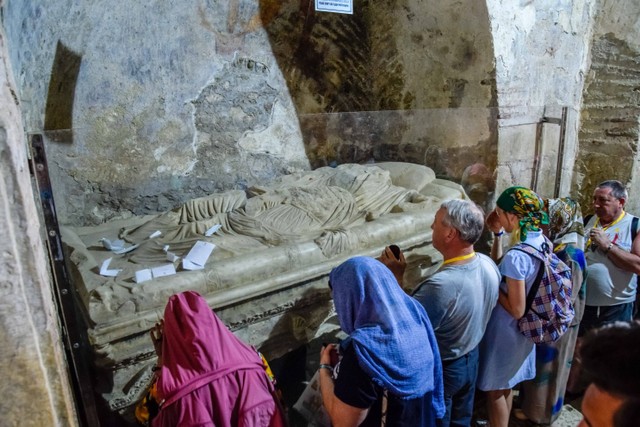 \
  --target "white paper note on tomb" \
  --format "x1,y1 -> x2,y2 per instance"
182,241 -> 216,270
100,237 -> 139,254
204,224 -> 222,236
135,269 -> 153,283
100,238 -> 125,251
113,243 -> 140,255
164,245 -> 180,262
100,258 -> 122,277
151,264 -> 177,278
166,250 -> 180,263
